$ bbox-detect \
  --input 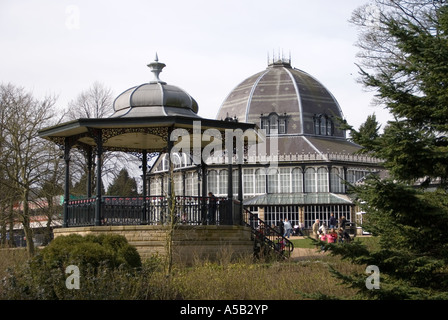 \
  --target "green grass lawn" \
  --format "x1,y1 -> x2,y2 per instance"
290,237 -> 316,249
1,236 -> 379,300
291,236 -> 377,249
